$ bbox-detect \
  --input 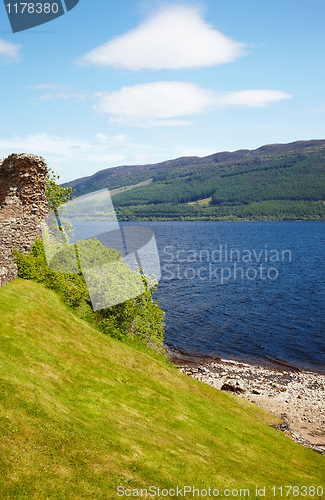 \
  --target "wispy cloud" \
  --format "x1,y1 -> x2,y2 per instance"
93,82 -> 292,127
0,133 -> 167,180
306,104 -> 325,113
0,38 -> 22,62
30,84 -> 70,90
77,4 -> 247,70
30,84 -> 88,102
217,89 -> 292,108
0,133 -> 126,163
